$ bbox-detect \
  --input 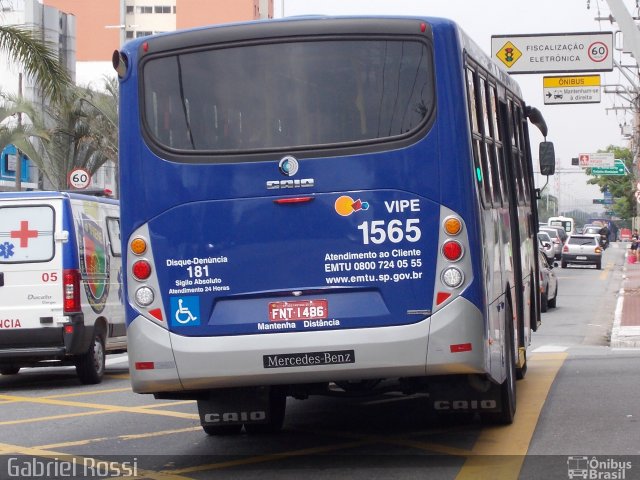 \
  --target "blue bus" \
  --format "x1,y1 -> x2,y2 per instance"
115,16 -> 555,434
